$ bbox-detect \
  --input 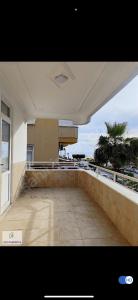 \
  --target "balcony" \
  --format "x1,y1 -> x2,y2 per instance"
1,163 -> 138,246
59,126 -> 78,147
